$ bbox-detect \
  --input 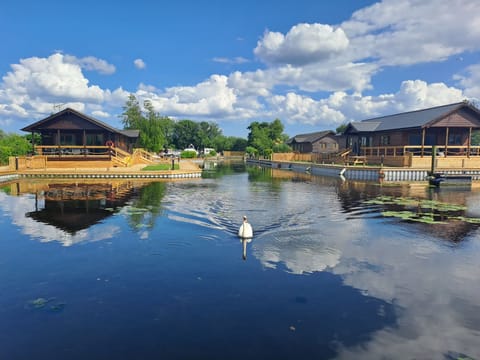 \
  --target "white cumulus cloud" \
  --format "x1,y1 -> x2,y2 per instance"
254,23 -> 349,66
134,58 -> 146,69
64,54 -> 116,74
